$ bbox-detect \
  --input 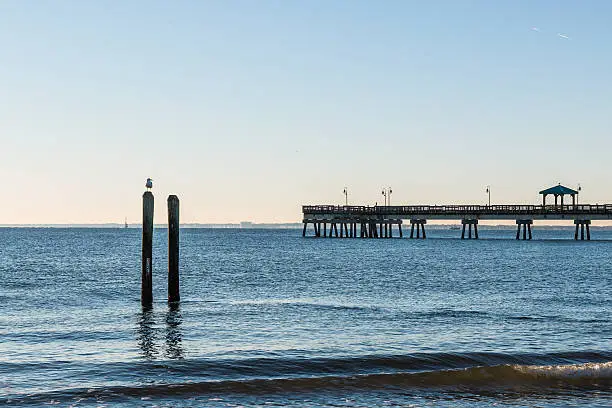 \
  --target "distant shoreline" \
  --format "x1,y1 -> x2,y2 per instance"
0,223 -> 303,229
2,223 -> 612,229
